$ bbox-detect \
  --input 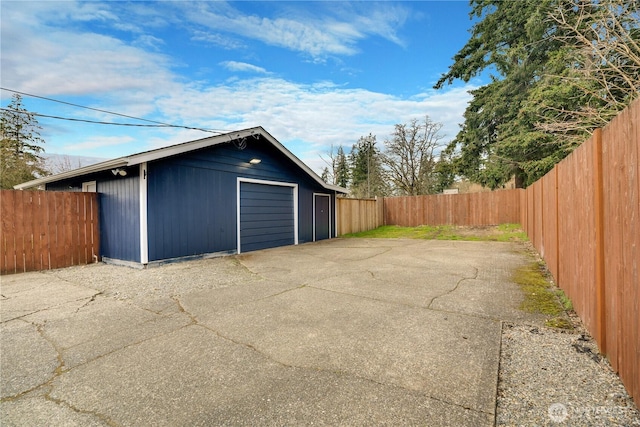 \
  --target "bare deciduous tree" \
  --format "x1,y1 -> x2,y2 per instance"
382,116 -> 445,196
539,0 -> 640,145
